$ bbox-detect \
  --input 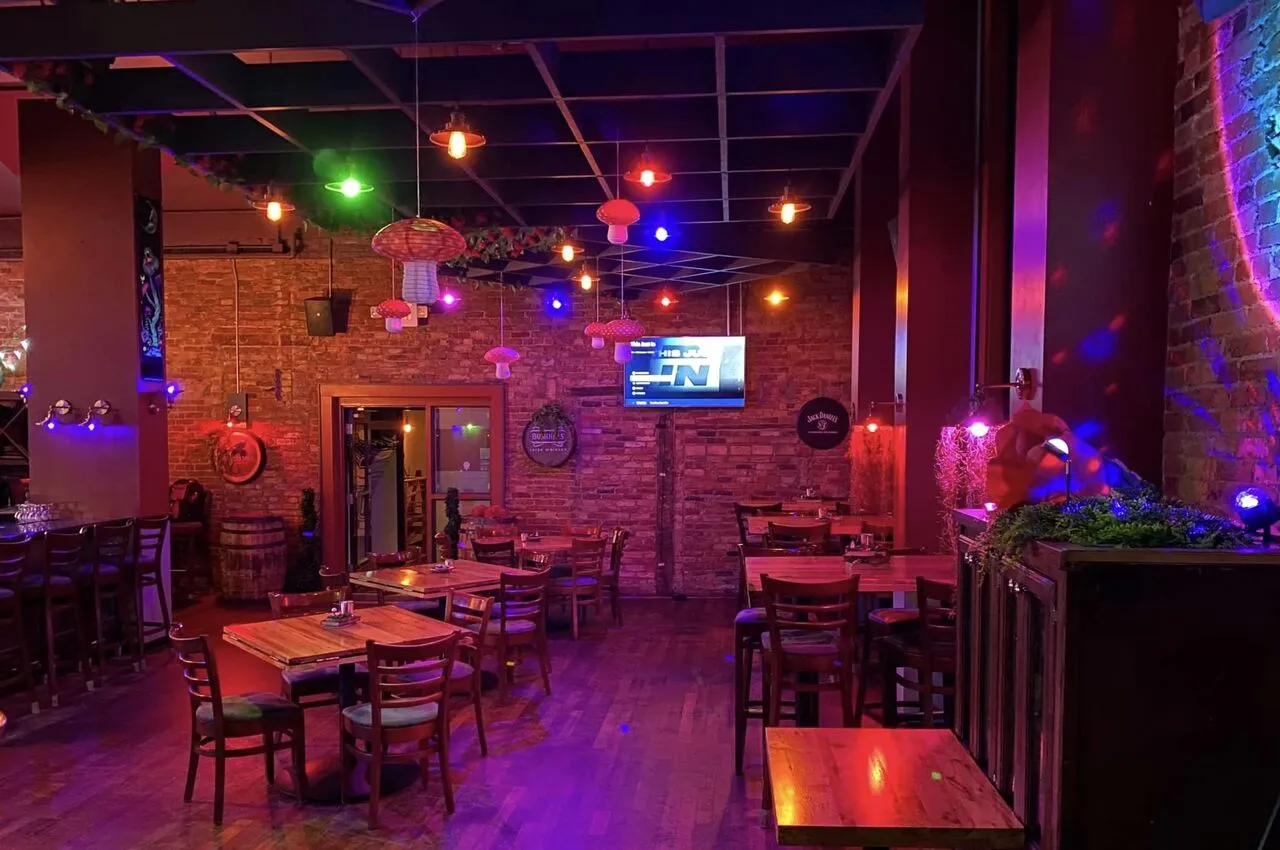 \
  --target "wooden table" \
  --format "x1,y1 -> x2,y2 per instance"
349,559 -> 524,599
746,514 -> 892,537
744,554 -> 955,594
766,727 -> 1023,849
223,606 -> 464,802
738,499 -> 840,514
